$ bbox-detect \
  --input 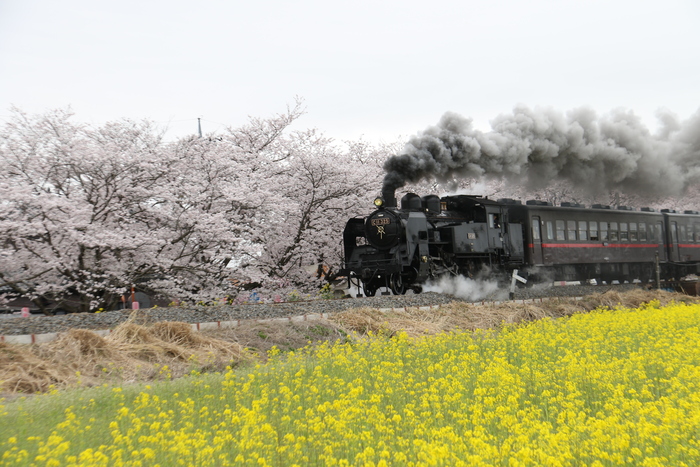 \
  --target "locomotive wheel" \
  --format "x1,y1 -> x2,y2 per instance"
390,273 -> 406,295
